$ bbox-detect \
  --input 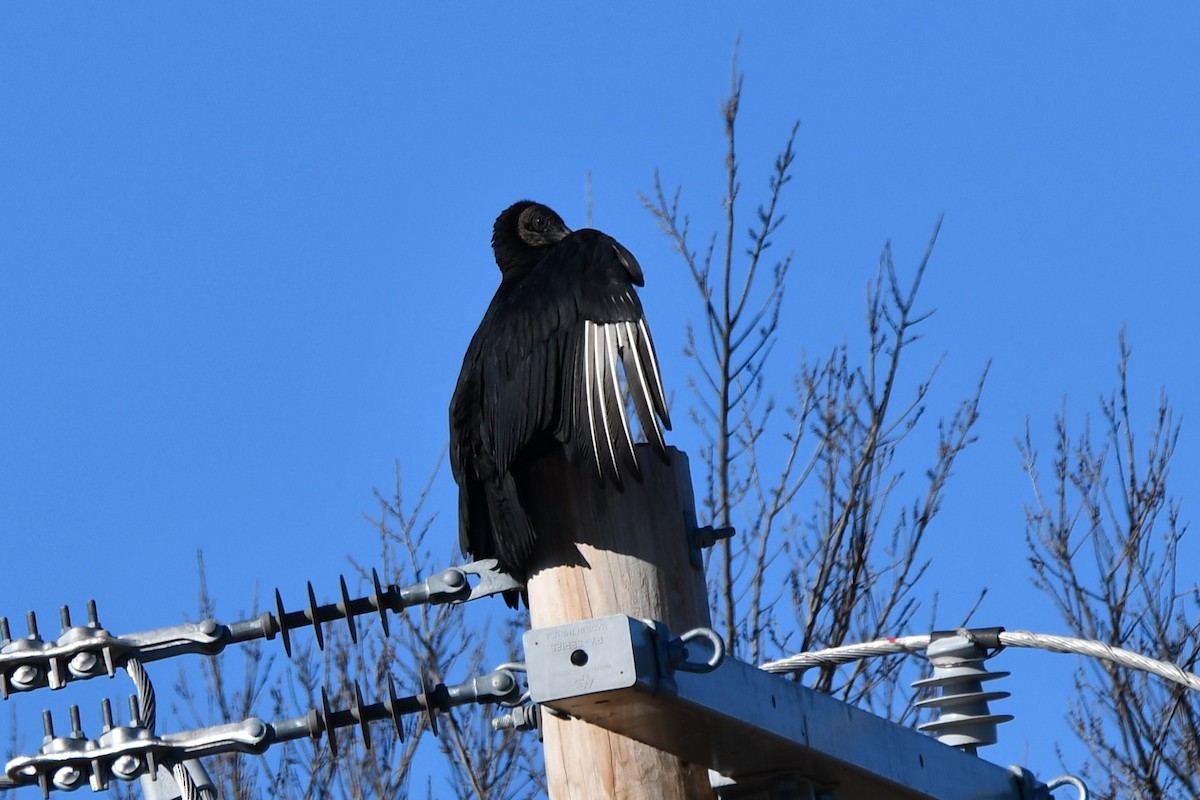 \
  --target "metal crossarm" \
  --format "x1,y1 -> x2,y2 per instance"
523,615 -> 1043,800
